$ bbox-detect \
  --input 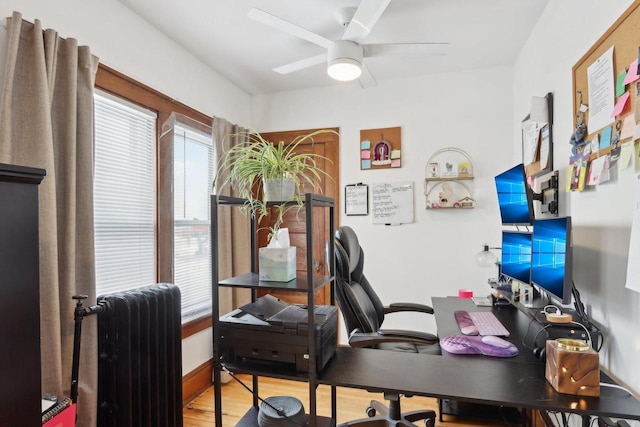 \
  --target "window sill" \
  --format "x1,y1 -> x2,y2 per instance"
182,312 -> 212,339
